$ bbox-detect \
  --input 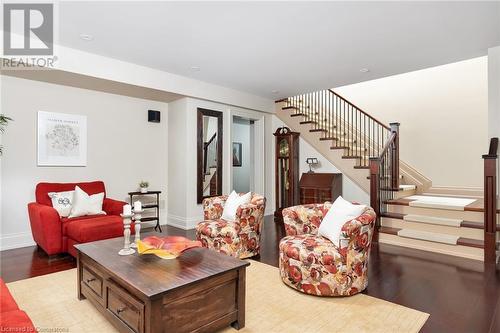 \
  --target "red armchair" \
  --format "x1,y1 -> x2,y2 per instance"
1,278 -> 37,332
27,181 -> 128,257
